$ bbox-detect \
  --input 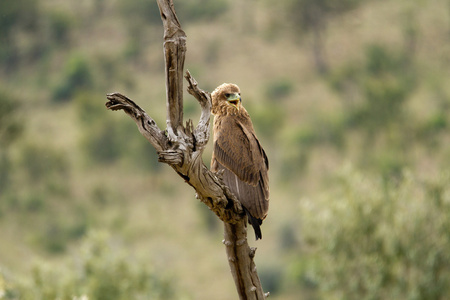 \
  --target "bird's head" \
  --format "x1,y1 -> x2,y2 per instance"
211,83 -> 241,114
